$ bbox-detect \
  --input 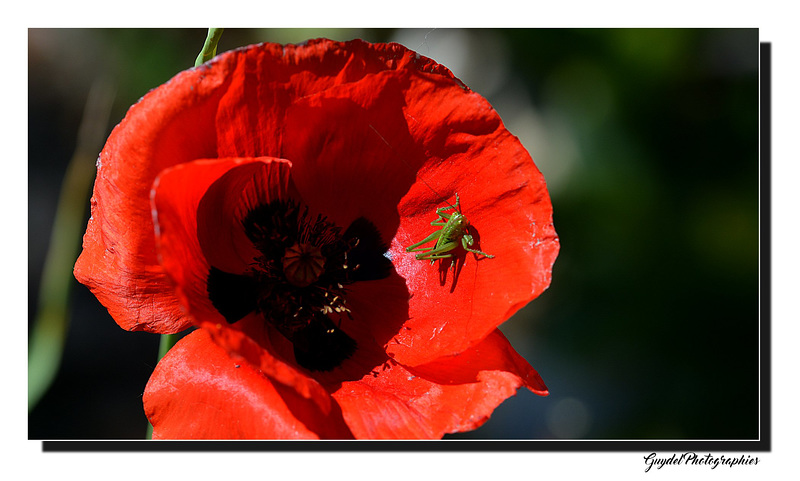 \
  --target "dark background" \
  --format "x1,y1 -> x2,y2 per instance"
28,28 -> 760,439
